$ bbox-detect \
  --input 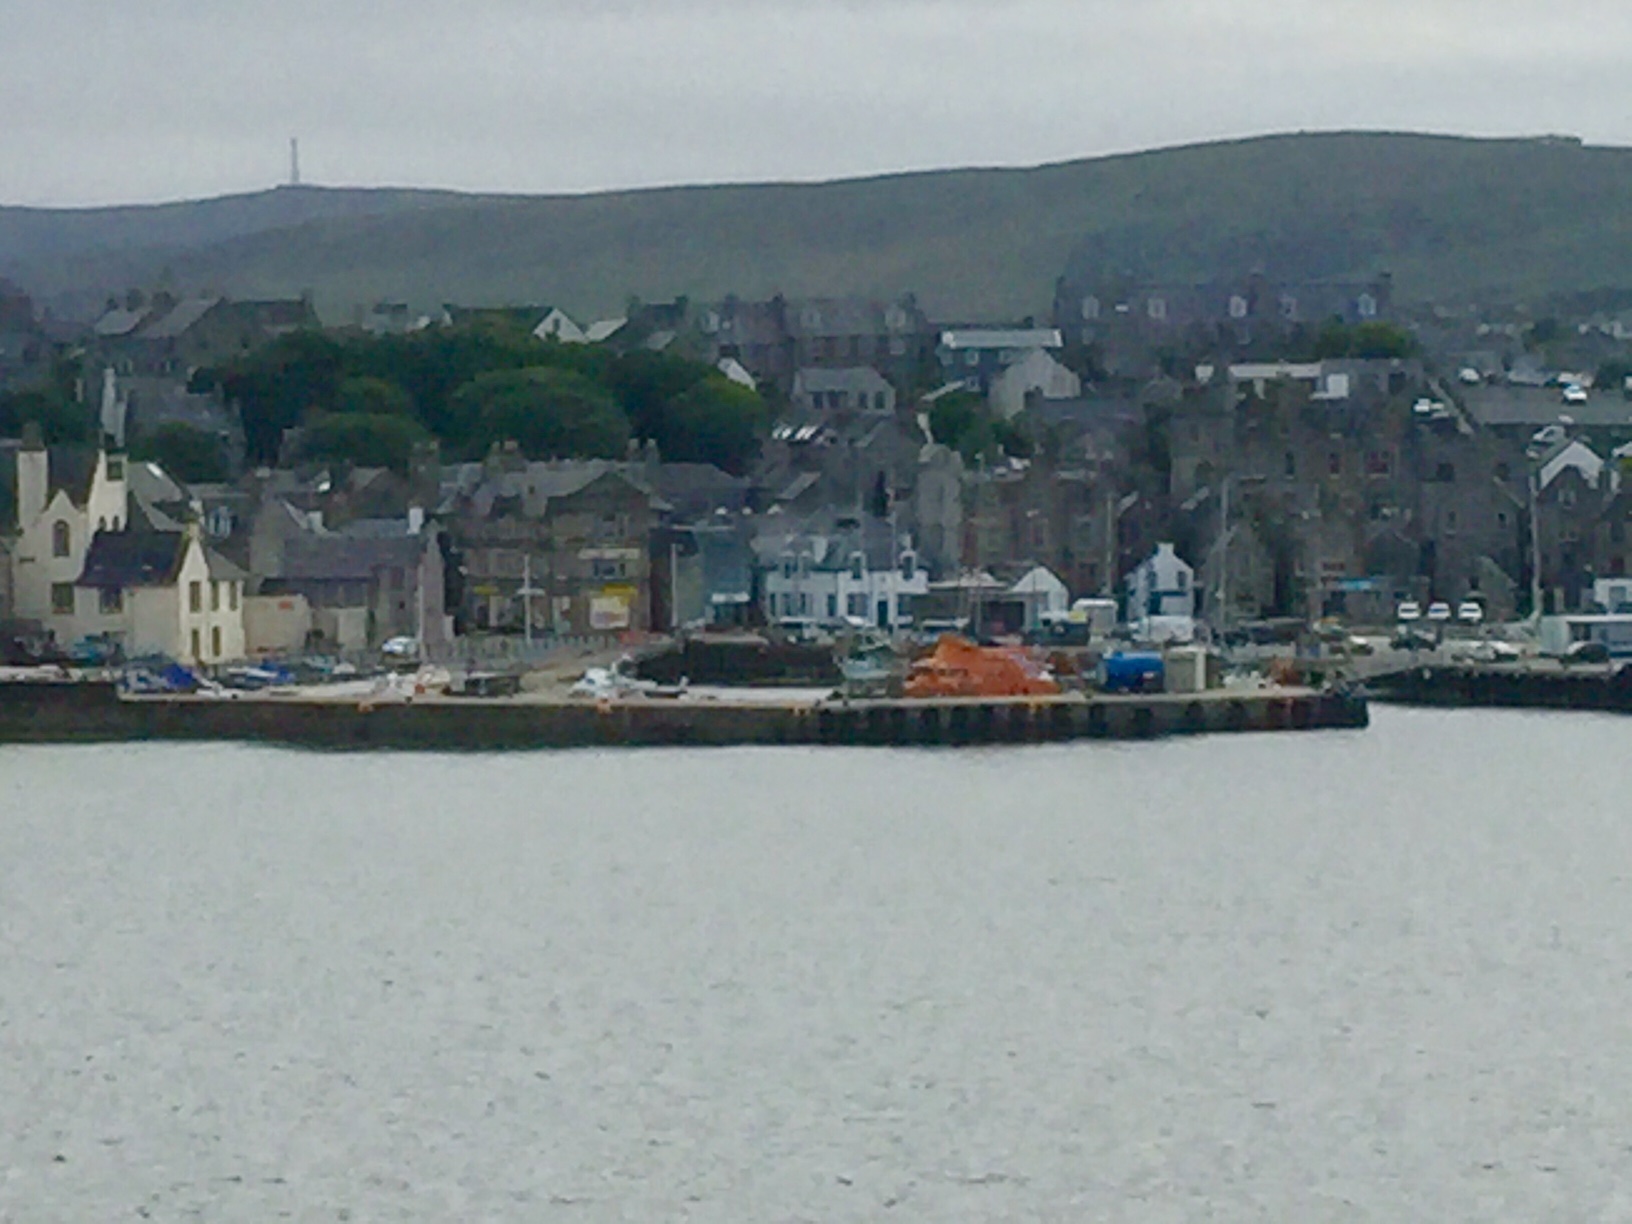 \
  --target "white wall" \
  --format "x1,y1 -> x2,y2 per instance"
245,593 -> 313,656
8,449 -> 127,642
172,537 -> 246,664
